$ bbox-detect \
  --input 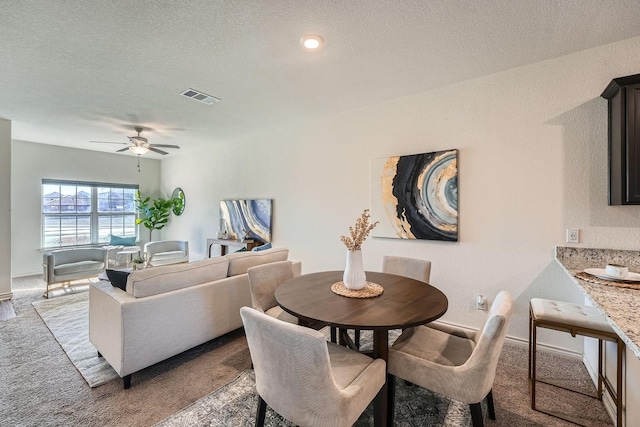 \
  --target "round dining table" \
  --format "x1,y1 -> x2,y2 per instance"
275,270 -> 448,427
